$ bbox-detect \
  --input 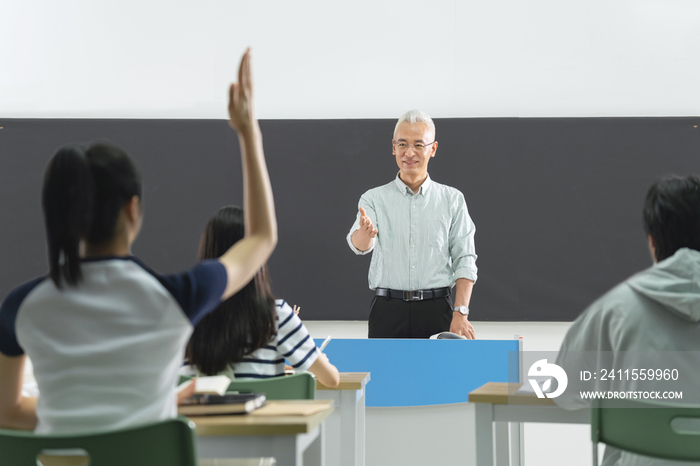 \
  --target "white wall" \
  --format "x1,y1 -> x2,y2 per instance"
2,0 -> 699,119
